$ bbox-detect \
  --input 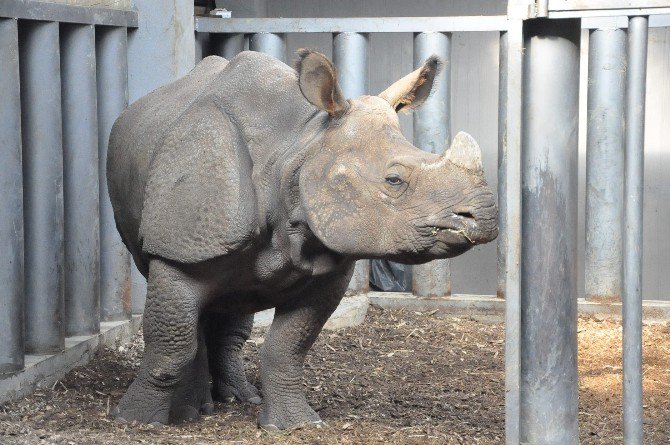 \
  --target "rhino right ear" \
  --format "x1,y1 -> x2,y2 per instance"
296,49 -> 349,118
